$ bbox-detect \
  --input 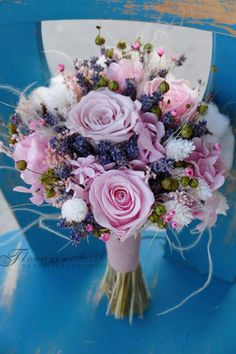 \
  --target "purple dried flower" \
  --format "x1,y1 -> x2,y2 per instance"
73,135 -> 95,157
55,165 -> 71,180
151,157 -> 174,176
175,54 -> 187,67
139,91 -> 163,112
10,113 -> 22,126
192,120 -> 208,137
49,137 -> 58,149
123,79 -> 137,101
